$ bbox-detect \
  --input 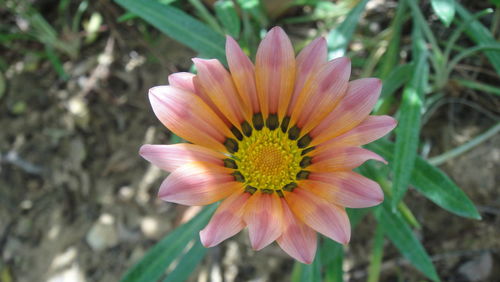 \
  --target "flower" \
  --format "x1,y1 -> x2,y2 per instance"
140,26 -> 396,264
